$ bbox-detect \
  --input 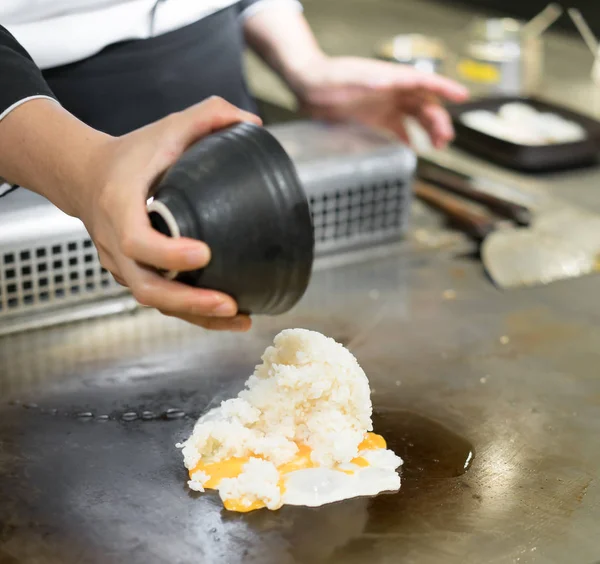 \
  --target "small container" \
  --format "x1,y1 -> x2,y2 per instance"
456,18 -> 543,96
147,122 -> 314,315
376,34 -> 446,74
